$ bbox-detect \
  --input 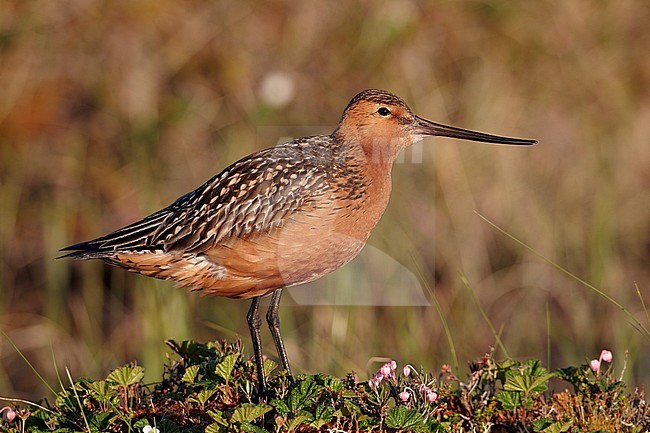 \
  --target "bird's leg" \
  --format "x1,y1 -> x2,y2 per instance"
266,288 -> 295,385
247,297 -> 266,396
